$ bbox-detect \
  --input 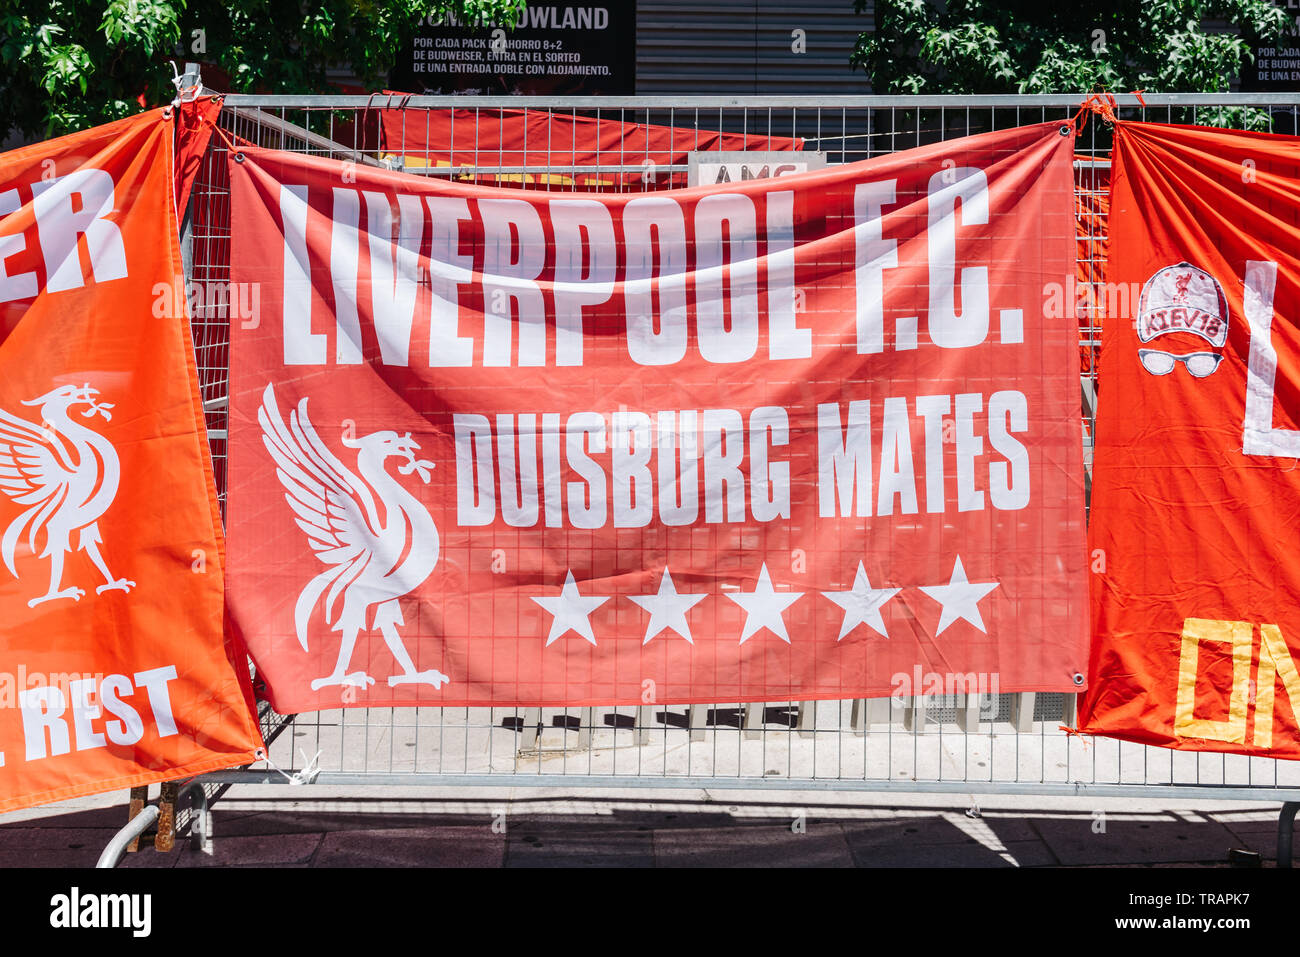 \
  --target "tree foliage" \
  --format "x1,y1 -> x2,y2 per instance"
853,0 -> 1289,96
0,0 -> 526,137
